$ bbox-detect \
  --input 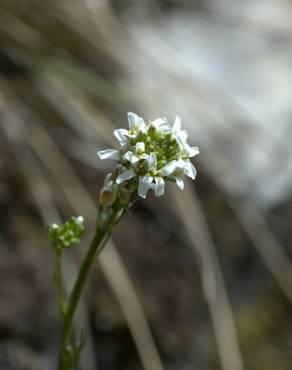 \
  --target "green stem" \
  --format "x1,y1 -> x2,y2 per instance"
57,227 -> 110,370
55,251 -> 66,316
